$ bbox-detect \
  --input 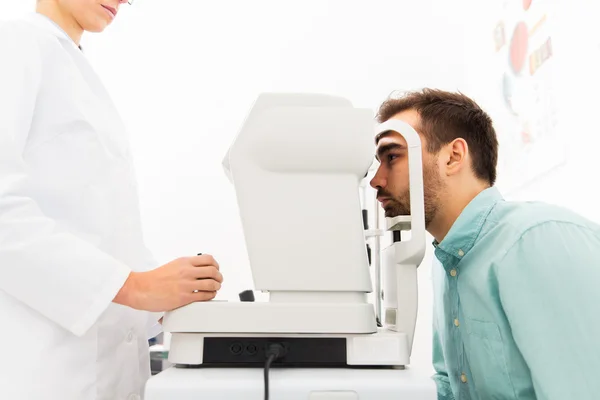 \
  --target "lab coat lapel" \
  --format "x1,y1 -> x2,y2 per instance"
23,12 -> 80,50
22,13 -> 131,160
66,50 -> 132,160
